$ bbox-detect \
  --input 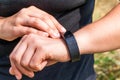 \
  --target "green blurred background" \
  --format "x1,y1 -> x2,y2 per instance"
93,0 -> 120,80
